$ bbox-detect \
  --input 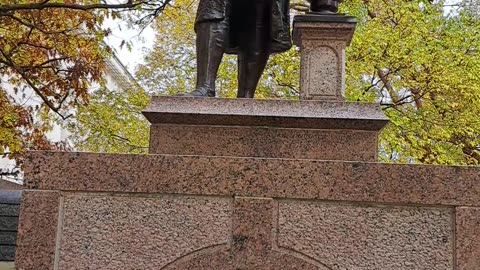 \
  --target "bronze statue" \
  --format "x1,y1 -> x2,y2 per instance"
189,0 -> 342,98
189,0 -> 291,98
